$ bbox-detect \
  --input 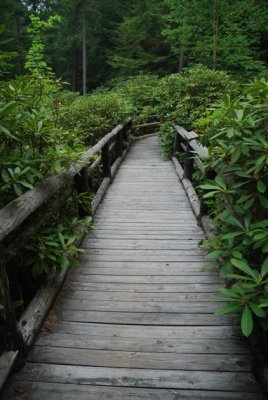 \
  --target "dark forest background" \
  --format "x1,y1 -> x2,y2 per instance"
1,0 -> 268,91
